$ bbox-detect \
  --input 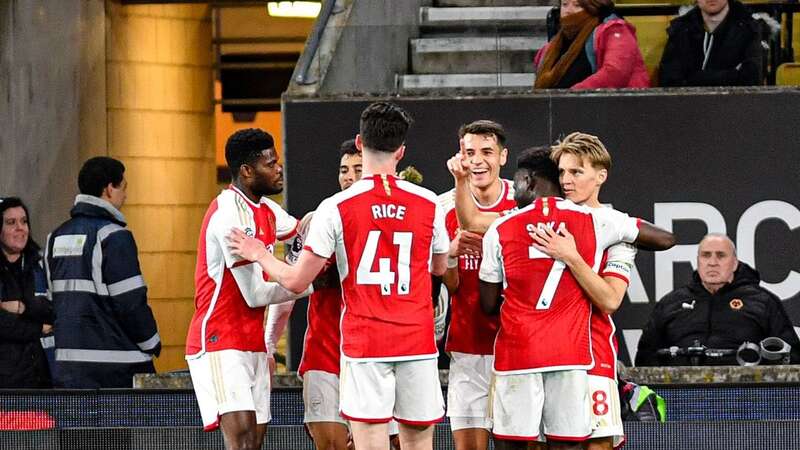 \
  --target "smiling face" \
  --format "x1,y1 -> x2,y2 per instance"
461,133 -> 508,191
557,153 -> 606,206
1,206 -> 29,259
